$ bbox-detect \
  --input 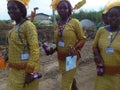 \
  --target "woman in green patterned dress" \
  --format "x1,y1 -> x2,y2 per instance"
6,0 -> 41,90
